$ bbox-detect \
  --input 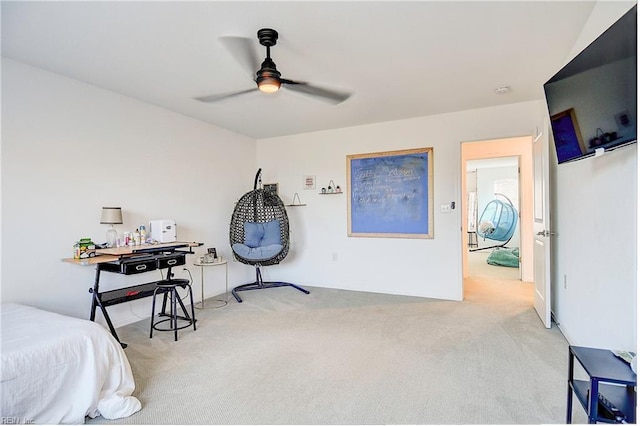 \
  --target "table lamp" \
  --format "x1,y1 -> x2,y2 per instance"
100,207 -> 123,248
